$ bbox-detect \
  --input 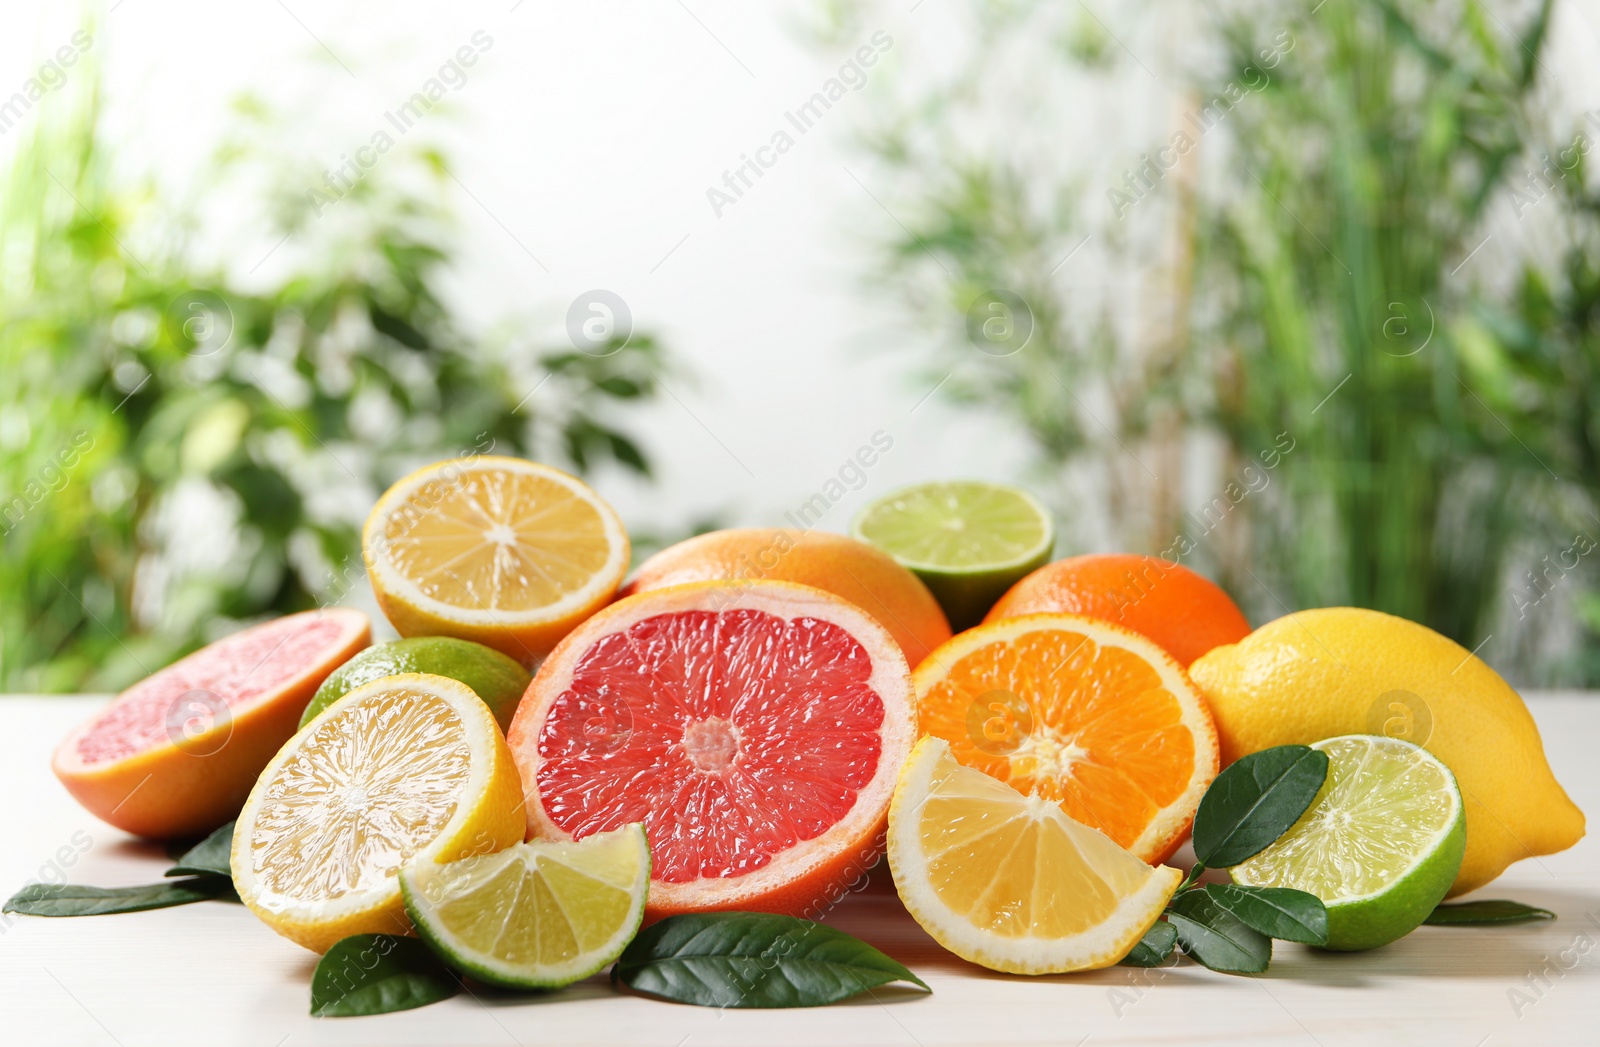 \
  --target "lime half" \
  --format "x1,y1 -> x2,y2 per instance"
1231,735 -> 1465,951
851,481 -> 1053,630
301,636 -> 531,732
399,824 -> 650,989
